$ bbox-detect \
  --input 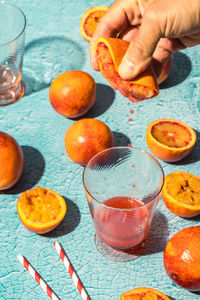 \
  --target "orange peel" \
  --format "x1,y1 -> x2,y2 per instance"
95,37 -> 159,102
